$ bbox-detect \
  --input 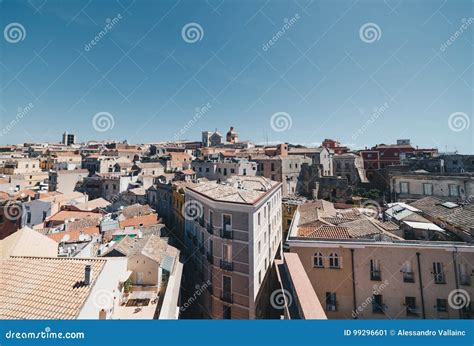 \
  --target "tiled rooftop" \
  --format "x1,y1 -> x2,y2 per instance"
189,176 -> 279,204
0,257 -> 106,319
